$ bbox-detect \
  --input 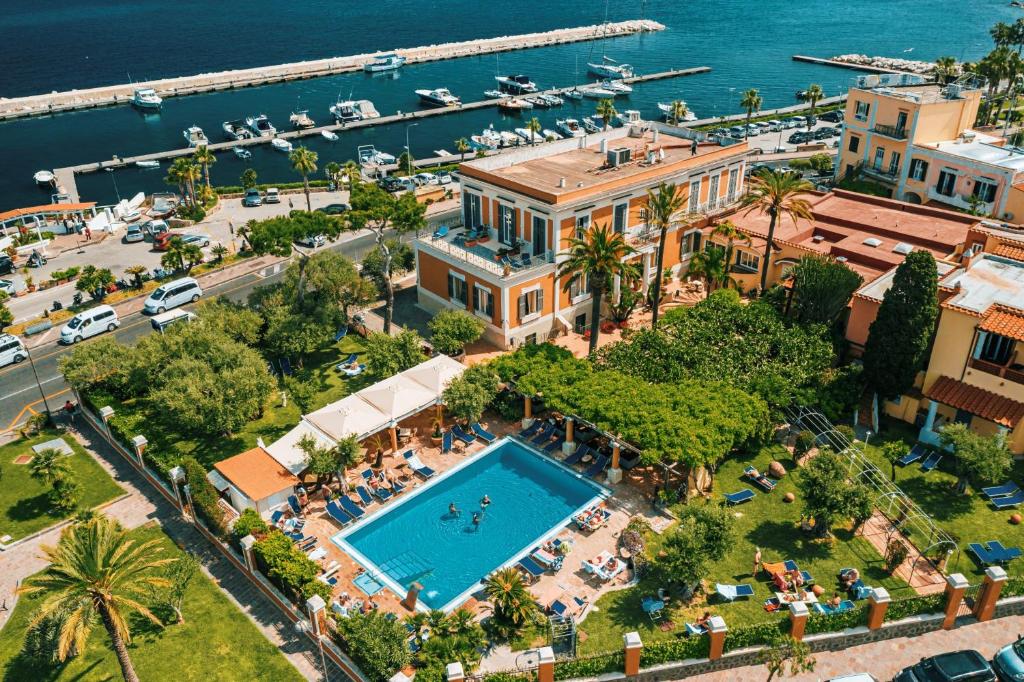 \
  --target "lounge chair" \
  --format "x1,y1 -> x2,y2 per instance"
562,443 -> 591,466
574,504 -> 602,529
897,443 -> 928,466
516,556 -> 545,583
744,465 -> 776,492
391,478 -> 407,494
403,450 -> 437,478
520,253 -> 532,267
442,431 -> 454,454
993,491 -> 1024,509
500,255 -> 520,272
370,485 -> 393,502
337,495 -> 365,521
471,423 -> 497,443
817,600 -> 855,615
544,437 -> 566,453
270,510 -> 284,525
583,453 -> 609,478
334,353 -> 358,371
549,599 -> 568,618
724,489 -> 755,505
982,482 -> 1021,499
920,451 -> 942,472
341,363 -> 366,378
969,542 -> 999,565
521,421 -> 542,438
715,583 -> 755,601
532,548 -> 563,571
585,508 -> 611,532
452,424 -> 476,445
287,495 -> 303,516
988,541 -> 1022,563
432,225 -> 449,239
684,622 -> 707,637
641,596 -> 665,621
326,501 -> 351,525
334,327 -> 348,342
355,485 -> 374,506
360,475 -> 392,502
530,423 -> 555,445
